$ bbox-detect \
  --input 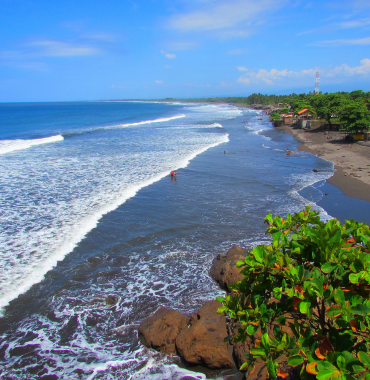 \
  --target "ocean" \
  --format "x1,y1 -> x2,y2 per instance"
0,101 -> 344,379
